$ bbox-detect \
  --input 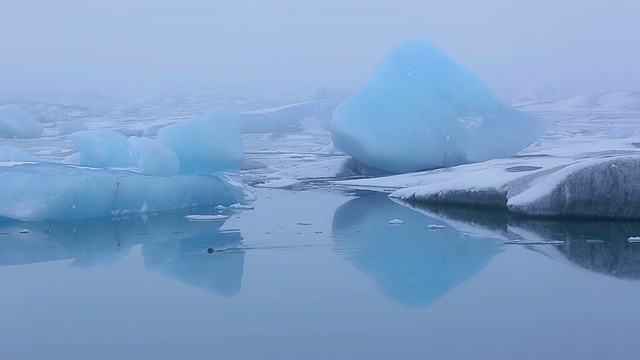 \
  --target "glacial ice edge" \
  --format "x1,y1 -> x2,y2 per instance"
0,162 -> 255,222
